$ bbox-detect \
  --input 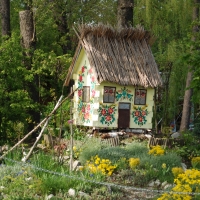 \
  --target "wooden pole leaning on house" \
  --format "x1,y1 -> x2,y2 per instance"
21,95 -> 63,162
69,99 -> 73,172
0,89 -> 76,161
